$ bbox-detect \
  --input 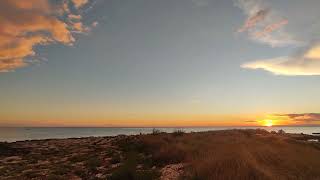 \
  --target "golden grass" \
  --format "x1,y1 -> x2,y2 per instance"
139,129 -> 320,180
